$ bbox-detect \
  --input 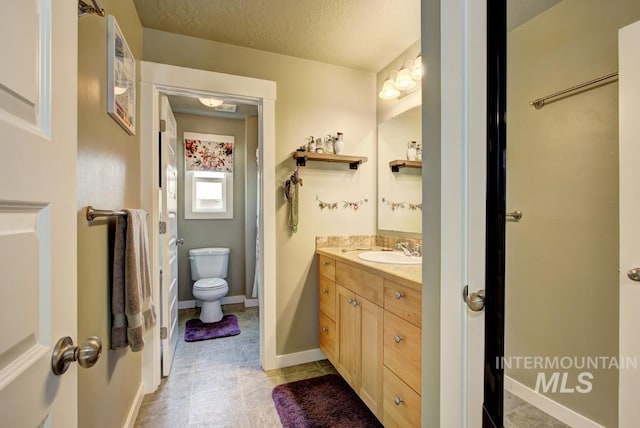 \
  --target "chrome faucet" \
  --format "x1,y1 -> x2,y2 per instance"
397,242 -> 421,257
